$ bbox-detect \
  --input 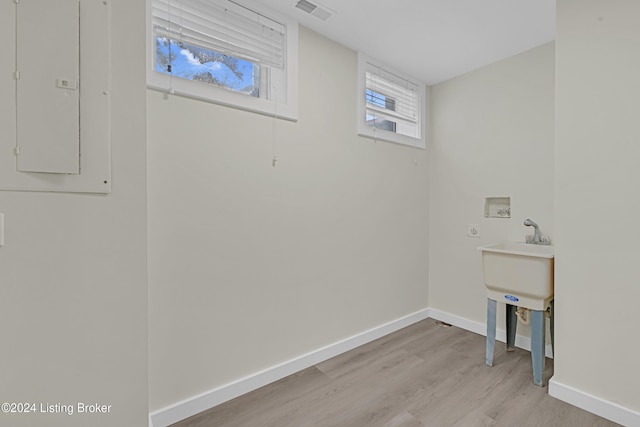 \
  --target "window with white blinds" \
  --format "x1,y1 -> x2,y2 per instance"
147,0 -> 299,120
357,53 -> 426,148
